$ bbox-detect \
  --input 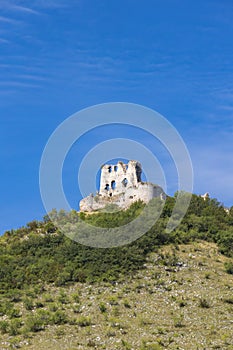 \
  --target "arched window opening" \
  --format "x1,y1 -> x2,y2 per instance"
114,165 -> 118,172
108,166 -> 112,173
111,180 -> 116,190
122,178 -> 128,187
105,184 -> 110,191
